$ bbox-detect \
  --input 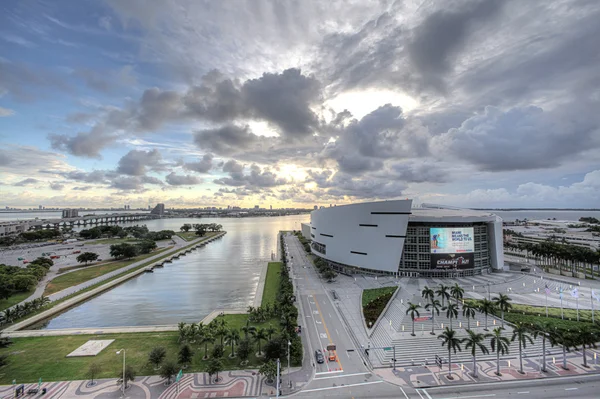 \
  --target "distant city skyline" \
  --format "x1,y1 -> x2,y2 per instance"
1,1 -> 599,209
